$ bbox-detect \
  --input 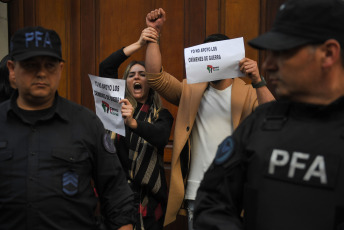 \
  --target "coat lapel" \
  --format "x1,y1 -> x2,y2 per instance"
231,78 -> 250,130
